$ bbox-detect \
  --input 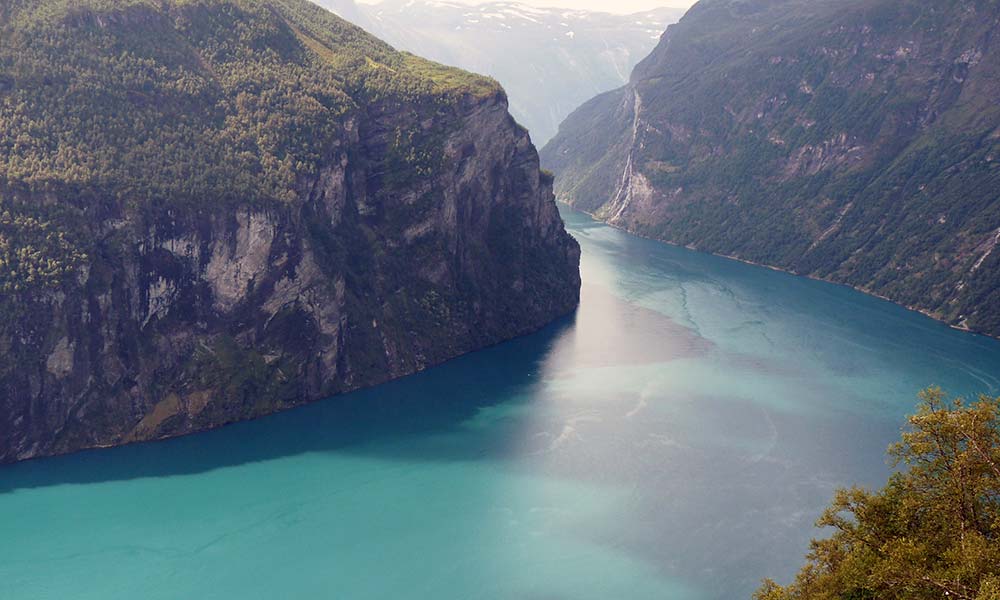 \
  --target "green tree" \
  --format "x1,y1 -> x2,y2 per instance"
757,388 -> 1000,600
